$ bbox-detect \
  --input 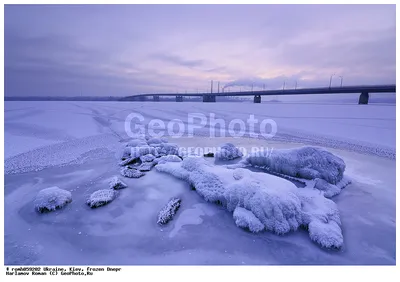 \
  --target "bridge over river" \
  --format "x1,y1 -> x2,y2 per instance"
121,84 -> 396,104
